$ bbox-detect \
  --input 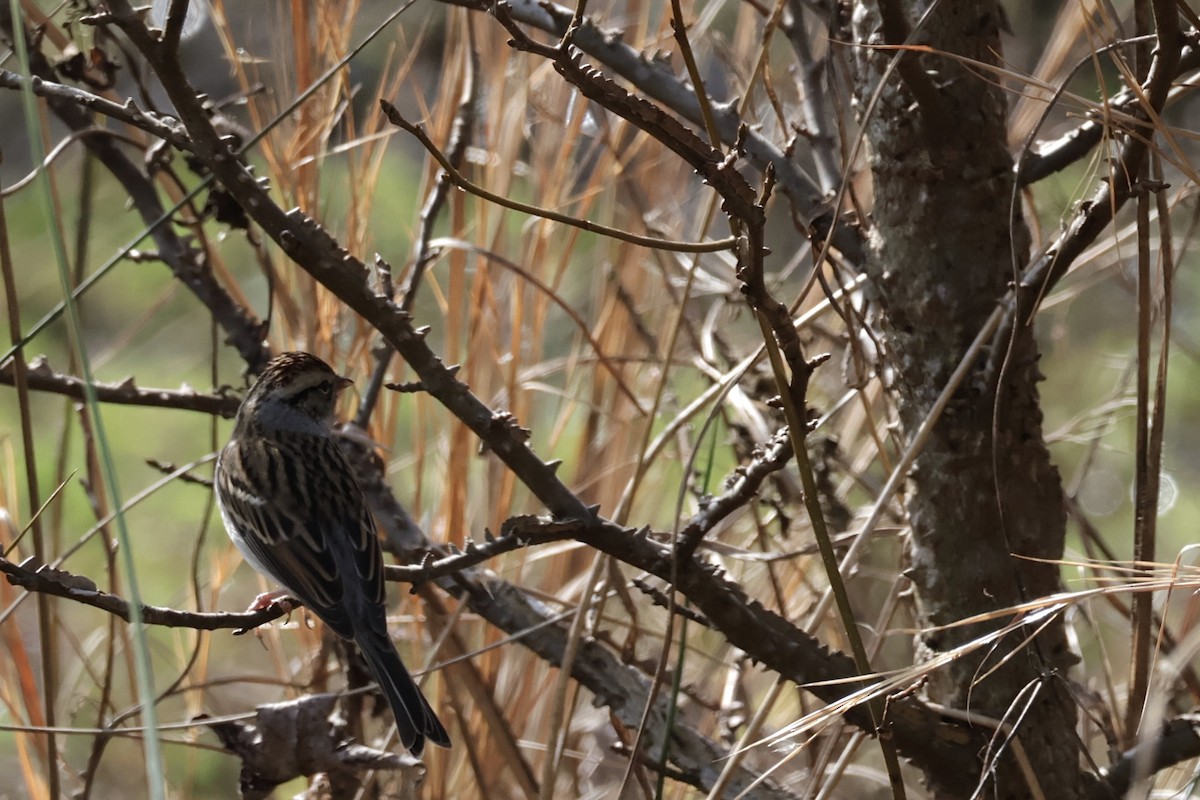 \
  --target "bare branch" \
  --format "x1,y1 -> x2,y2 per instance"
1017,40 -> 1200,186
1092,716 -> 1200,800
0,8 -> 271,373
380,100 -> 738,253
676,427 -> 793,560
0,69 -> 195,152
0,356 -> 240,417
436,0 -> 862,262
0,555 -> 285,632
